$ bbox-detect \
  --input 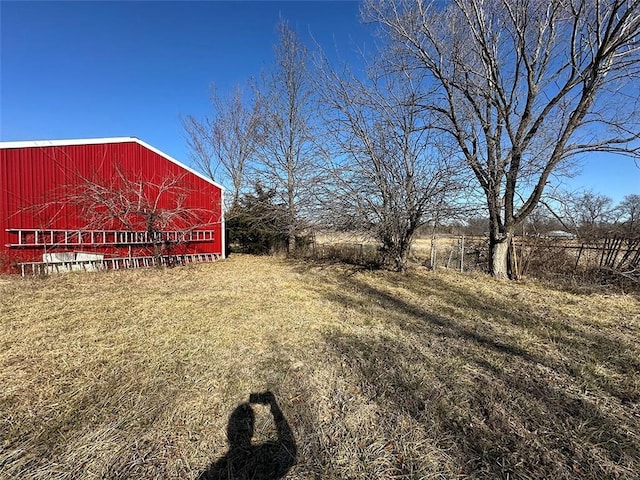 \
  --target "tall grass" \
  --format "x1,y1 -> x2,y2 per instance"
1,255 -> 638,479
